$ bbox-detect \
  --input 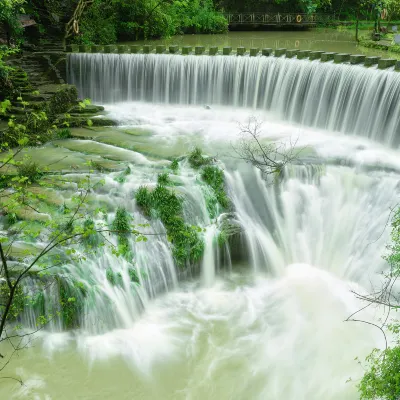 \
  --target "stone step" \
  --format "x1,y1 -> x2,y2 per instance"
70,104 -> 105,114
8,106 -> 34,115
15,100 -> 47,110
17,94 -> 47,102
22,62 -> 41,66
